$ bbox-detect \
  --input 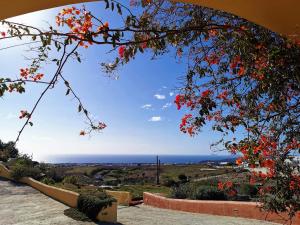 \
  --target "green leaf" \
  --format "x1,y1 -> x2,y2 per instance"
104,0 -> 109,9
111,2 -> 114,11
66,89 -> 70,96
29,122 -> 33,126
117,3 -> 122,15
